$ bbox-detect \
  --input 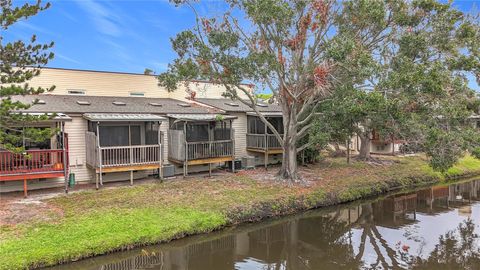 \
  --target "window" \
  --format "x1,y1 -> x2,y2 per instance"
376,145 -> 386,151
129,92 -> 145,97
68,89 -> 86,95
99,126 -> 141,146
